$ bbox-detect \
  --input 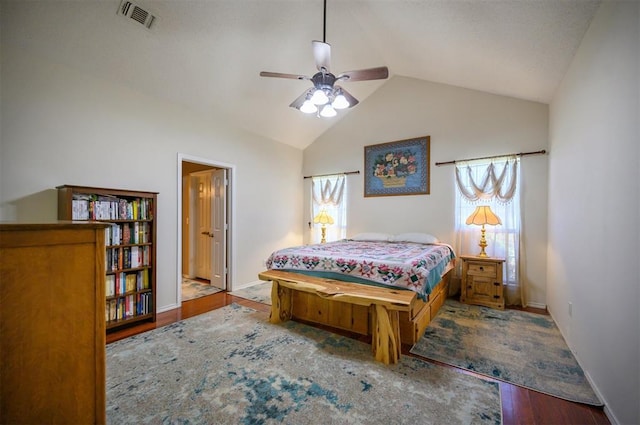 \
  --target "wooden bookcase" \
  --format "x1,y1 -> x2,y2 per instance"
57,185 -> 158,331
